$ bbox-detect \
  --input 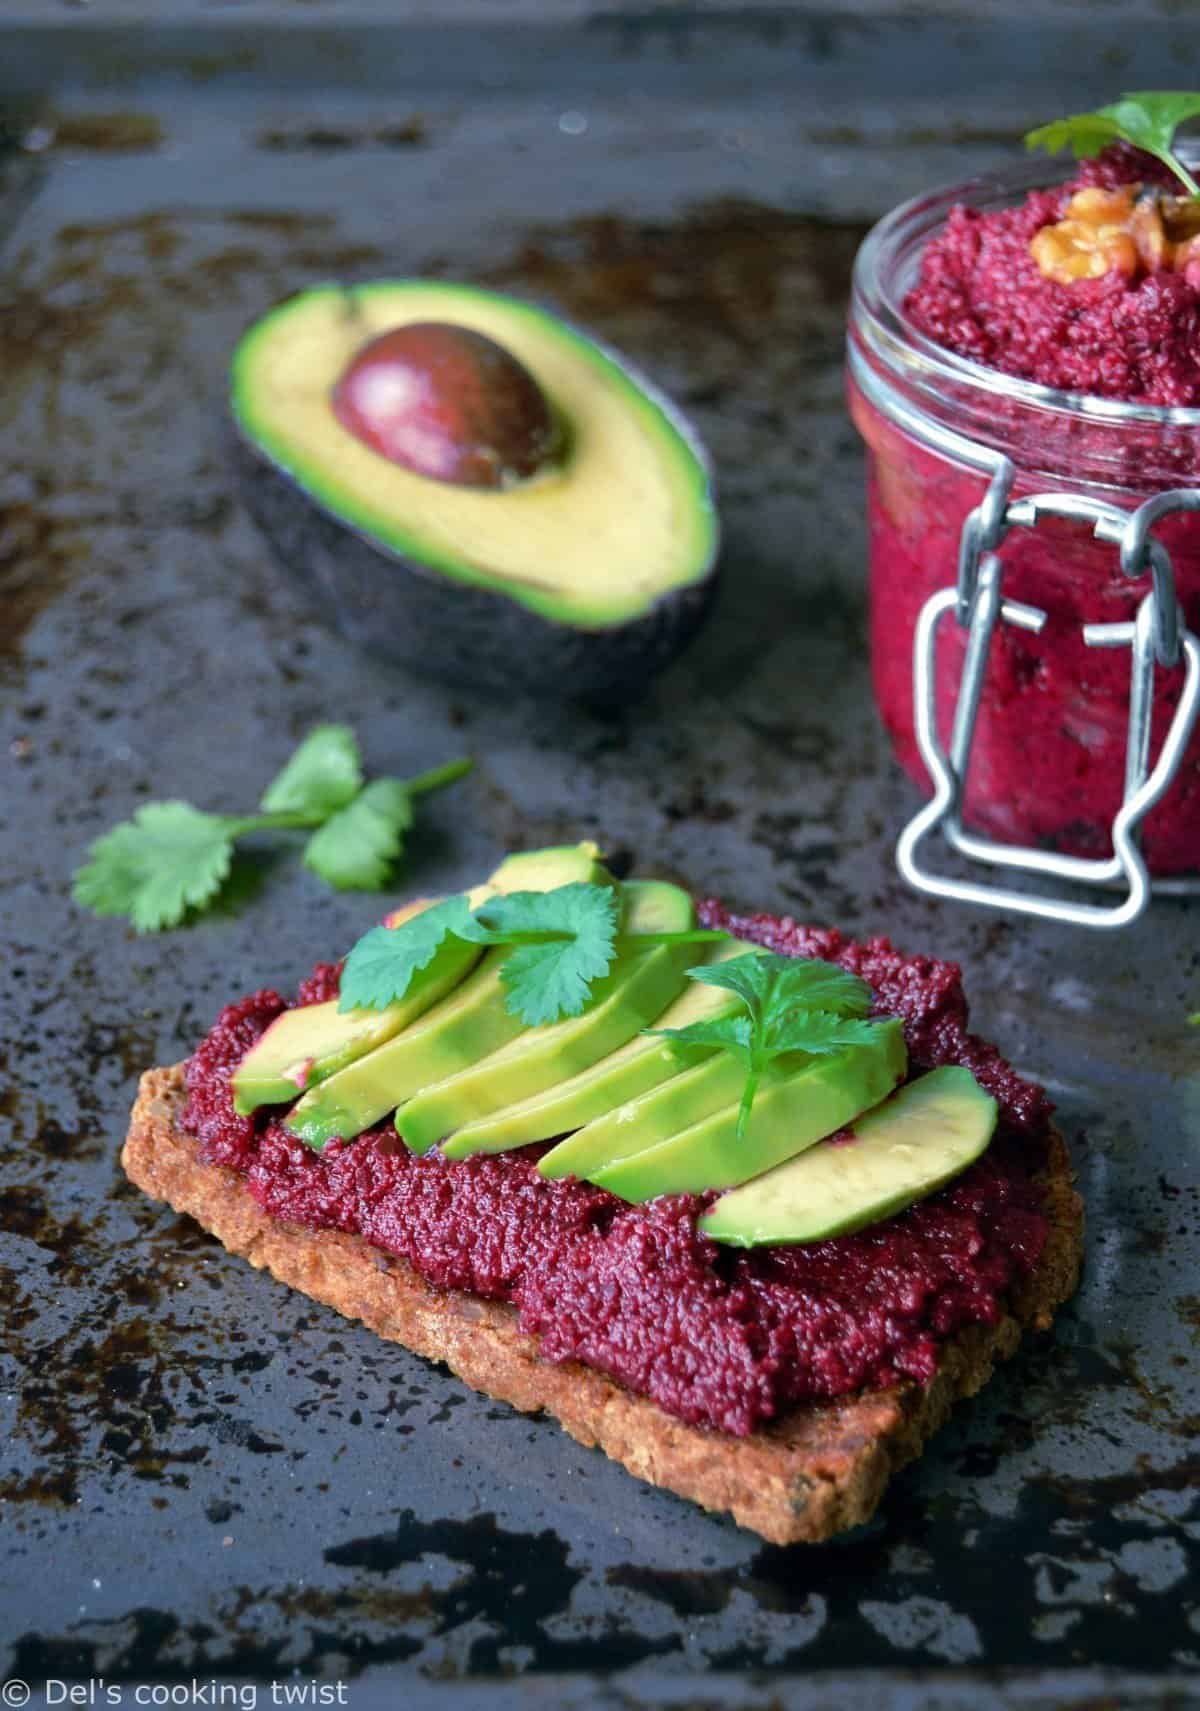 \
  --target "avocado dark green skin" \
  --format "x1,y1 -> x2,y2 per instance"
229,429 -> 719,706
